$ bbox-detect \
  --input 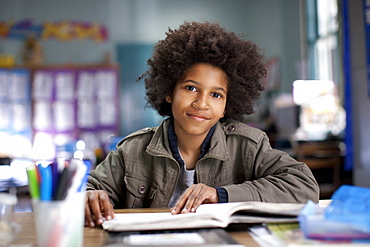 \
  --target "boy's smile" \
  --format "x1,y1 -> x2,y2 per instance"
166,63 -> 228,139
